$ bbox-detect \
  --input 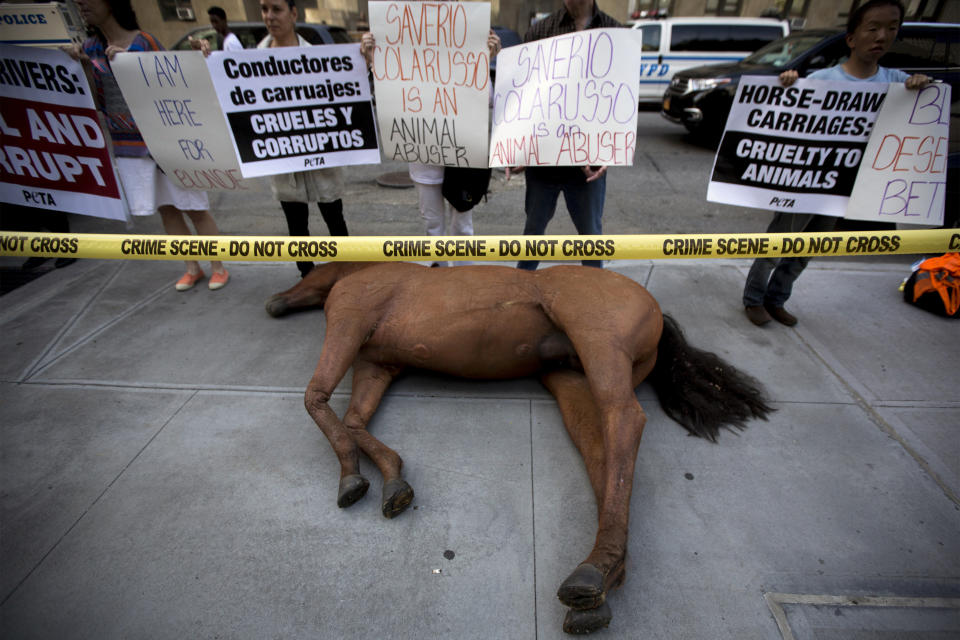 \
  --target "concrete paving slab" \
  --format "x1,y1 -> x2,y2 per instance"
643,261 -> 853,404
0,260 -> 121,381
0,383 -> 192,600
785,261 -> 958,403
29,264 -> 327,390
771,594 -> 960,640
874,406 -> 960,498
530,395 -> 960,639
0,392 -> 537,639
